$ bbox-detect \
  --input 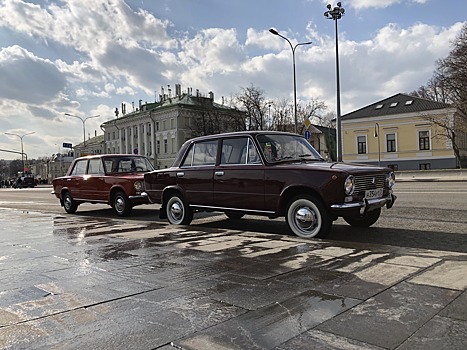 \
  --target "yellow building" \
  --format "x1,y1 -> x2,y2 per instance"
341,93 -> 465,170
